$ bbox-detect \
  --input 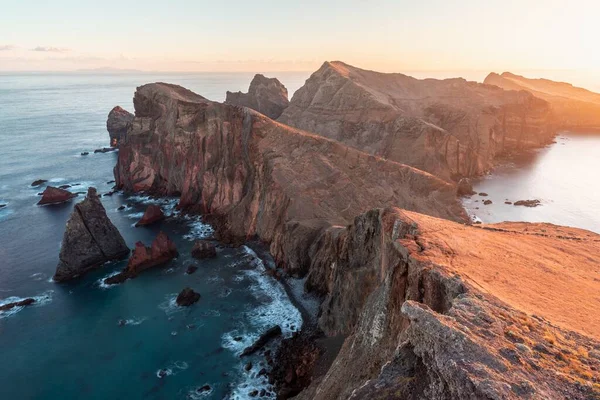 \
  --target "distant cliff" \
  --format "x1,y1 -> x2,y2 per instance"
112,82 -> 599,399
279,62 -> 556,180
226,74 -> 289,119
485,72 -> 600,132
